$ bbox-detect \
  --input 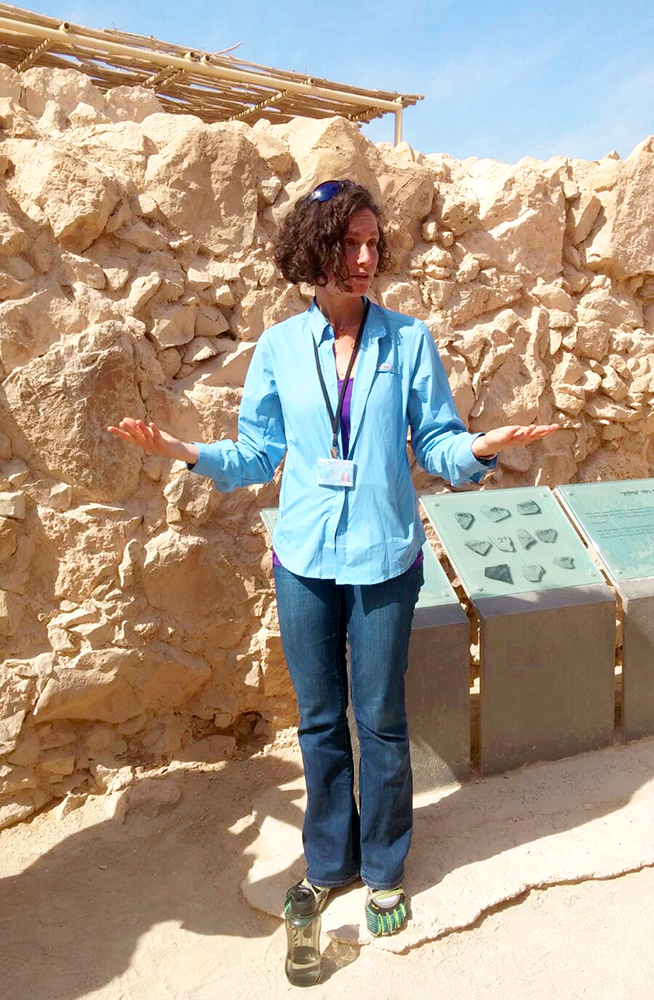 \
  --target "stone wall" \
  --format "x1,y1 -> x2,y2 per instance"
1,64 -> 653,829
